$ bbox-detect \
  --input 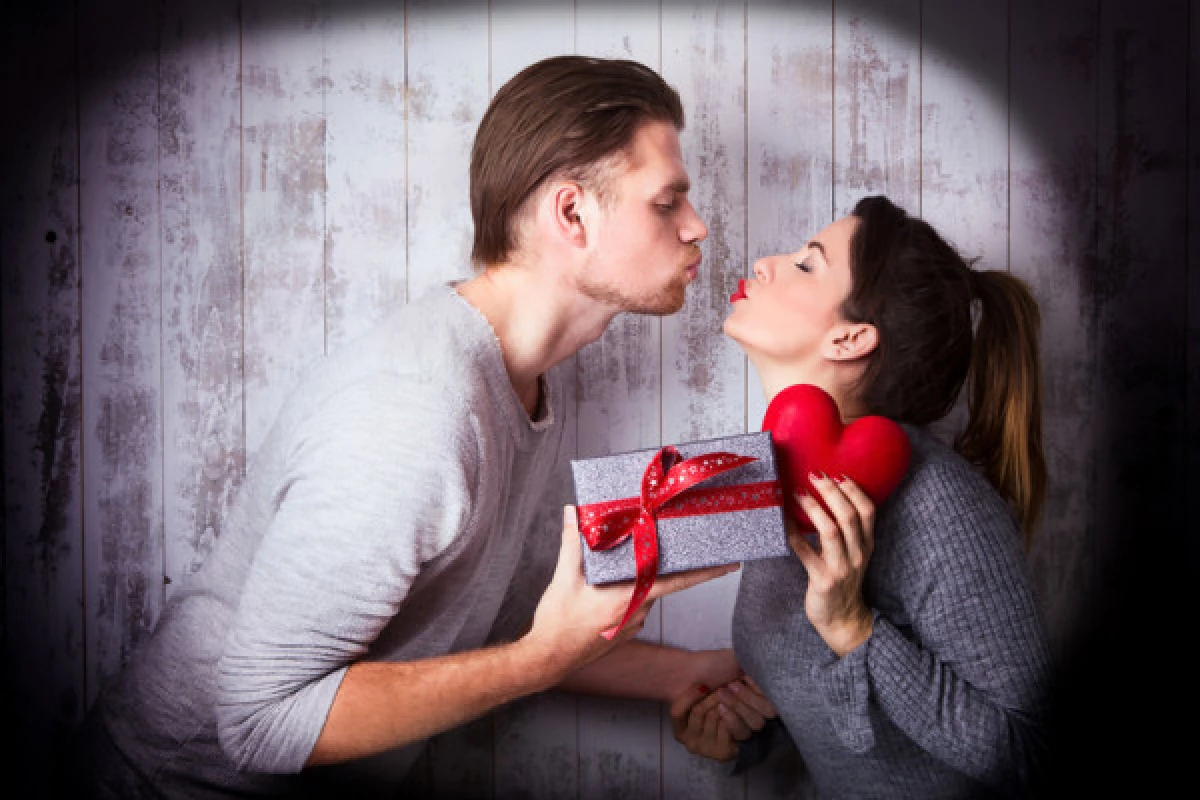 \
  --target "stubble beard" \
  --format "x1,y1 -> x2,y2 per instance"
579,264 -> 689,317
